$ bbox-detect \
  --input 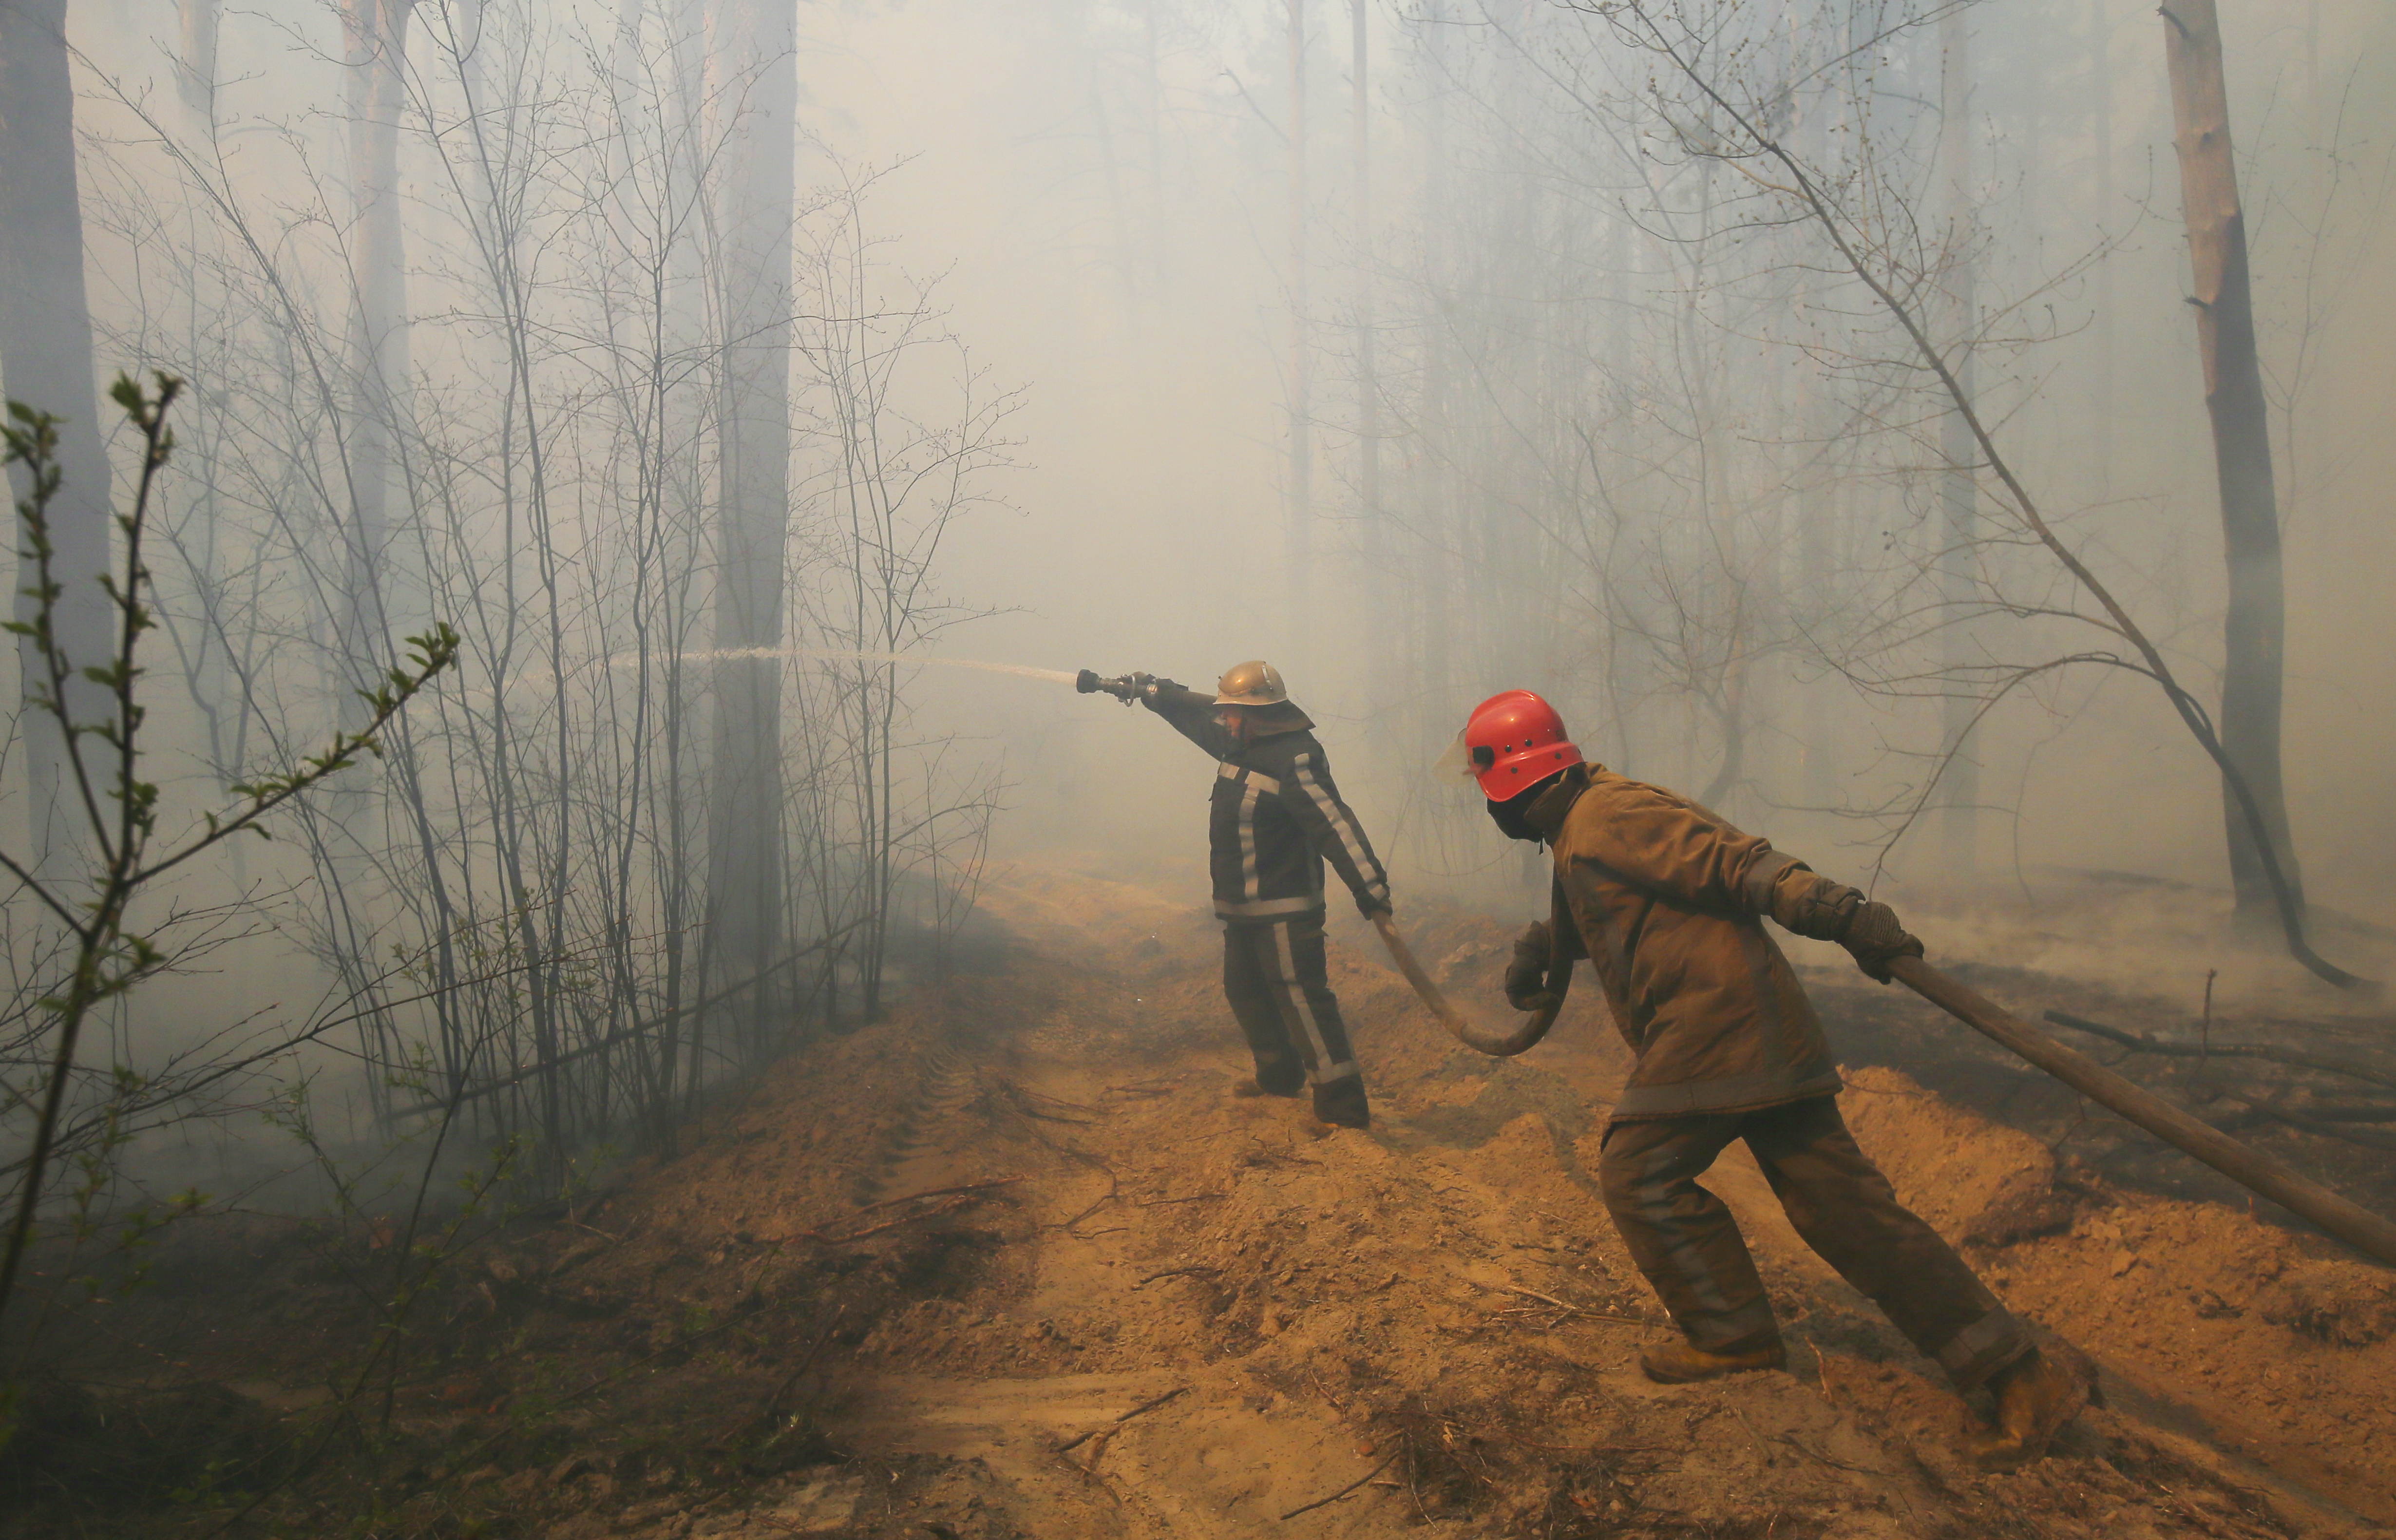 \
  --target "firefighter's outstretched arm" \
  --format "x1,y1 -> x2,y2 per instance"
1076,669 -> 1239,760
1282,749 -> 1393,917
